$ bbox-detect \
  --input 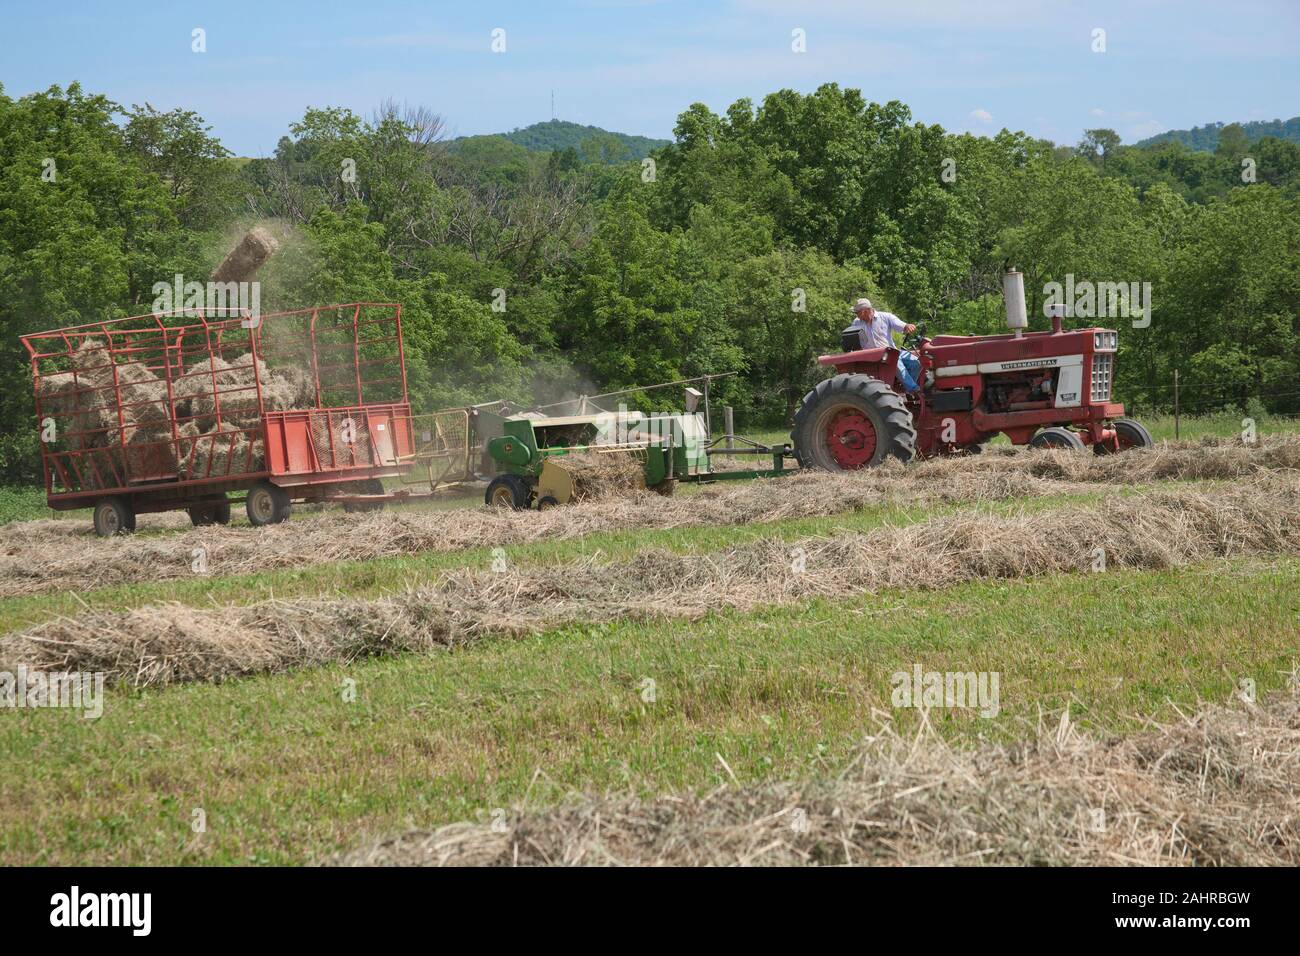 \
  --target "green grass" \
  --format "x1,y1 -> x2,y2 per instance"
0,486 -> 1142,634
2,557 -> 1295,865
0,485 -> 81,525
